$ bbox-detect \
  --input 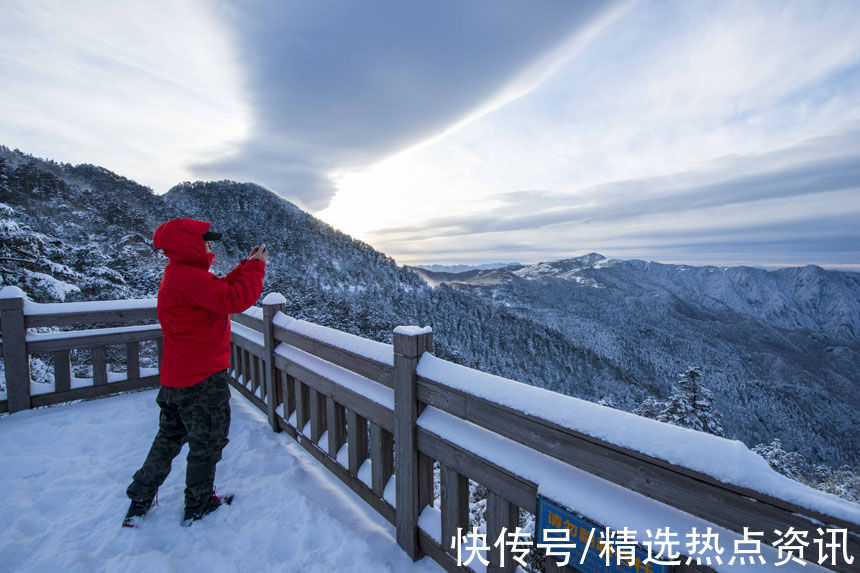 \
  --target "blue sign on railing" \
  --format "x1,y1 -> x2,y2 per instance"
536,497 -> 670,573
